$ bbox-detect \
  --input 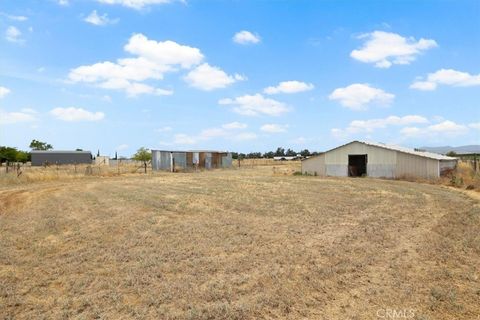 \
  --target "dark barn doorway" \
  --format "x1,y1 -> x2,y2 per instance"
348,154 -> 367,177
